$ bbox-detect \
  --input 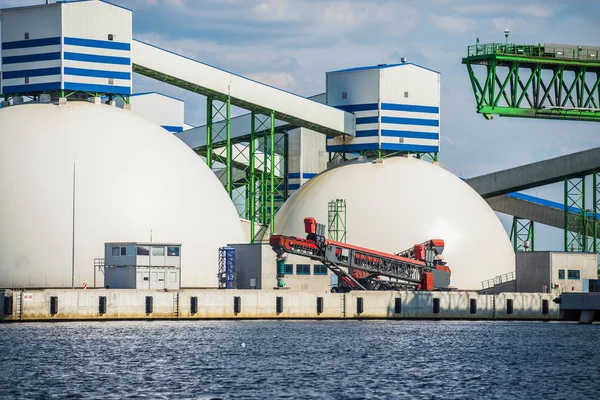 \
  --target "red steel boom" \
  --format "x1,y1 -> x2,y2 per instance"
270,217 -> 451,291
